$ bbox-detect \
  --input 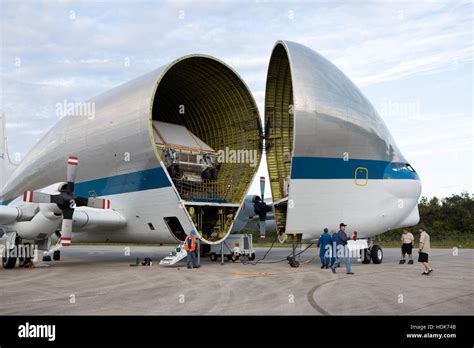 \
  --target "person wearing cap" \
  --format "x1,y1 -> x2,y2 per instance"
418,225 -> 433,275
400,227 -> 415,264
331,223 -> 354,275
317,228 -> 332,269
184,230 -> 199,269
